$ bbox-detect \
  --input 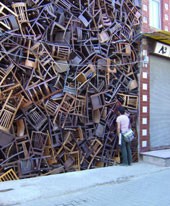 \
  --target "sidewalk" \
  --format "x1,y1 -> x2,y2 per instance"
0,161 -> 169,205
